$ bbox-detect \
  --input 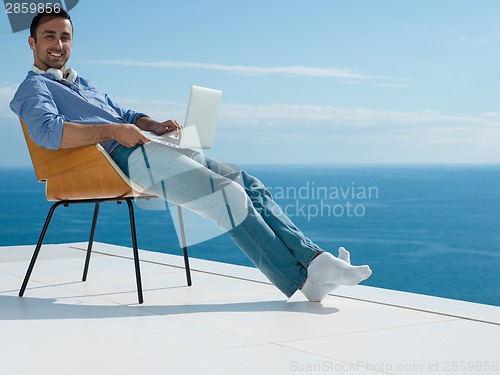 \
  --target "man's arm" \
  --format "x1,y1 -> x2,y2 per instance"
105,94 -> 181,136
59,117 -> 182,149
59,122 -> 150,149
